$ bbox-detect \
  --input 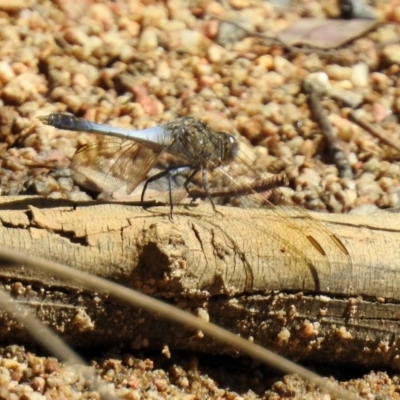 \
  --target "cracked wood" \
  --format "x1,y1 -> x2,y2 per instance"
0,196 -> 399,368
